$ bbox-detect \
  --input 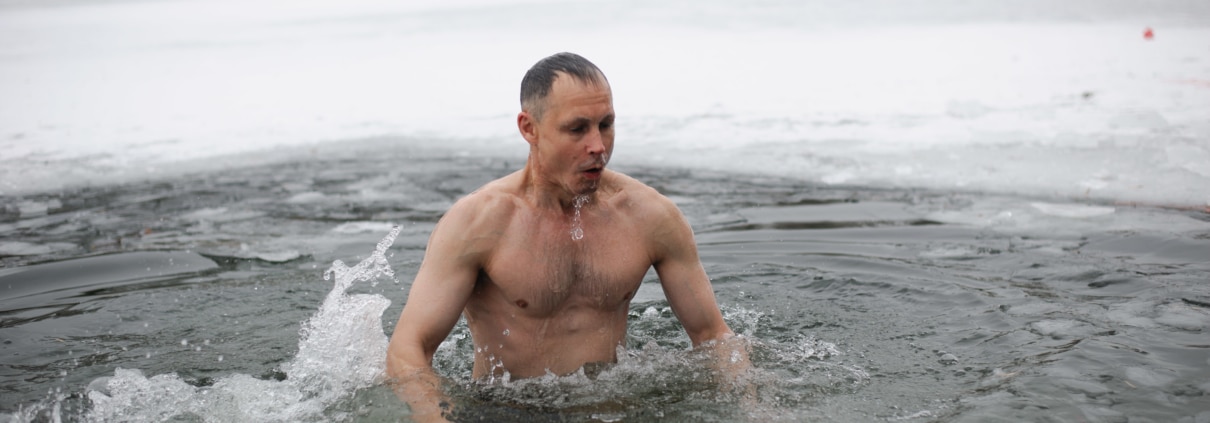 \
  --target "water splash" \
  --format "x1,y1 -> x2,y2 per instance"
85,226 -> 402,422
426,301 -> 865,422
43,224 -> 860,422
4,388 -> 64,423
570,195 -> 591,241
